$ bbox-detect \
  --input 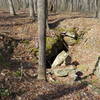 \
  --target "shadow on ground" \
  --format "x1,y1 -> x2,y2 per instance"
35,82 -> 88,100
0,33 -> 35,72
